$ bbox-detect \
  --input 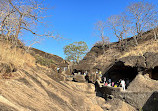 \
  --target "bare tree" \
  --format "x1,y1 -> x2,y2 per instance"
129,26 -> 138,46
150,20 -> 158,40
95,21 -> 110,53
0,0 -> 58,46
153,28 -> 158,40
24,36 -> 44,52
107,15 -> 121,42
0,0 -> 17,40
107,13 -> 129,49
127,1 -> 158,39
